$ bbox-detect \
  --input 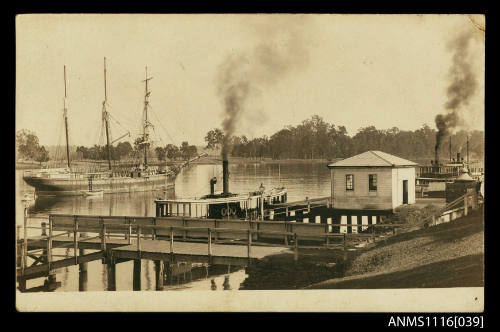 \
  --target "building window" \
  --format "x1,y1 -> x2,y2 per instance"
369,174 -> 377,191
346,174 -> 354,190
